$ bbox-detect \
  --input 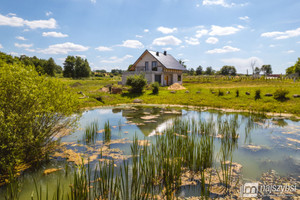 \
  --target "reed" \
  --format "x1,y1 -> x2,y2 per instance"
103,121 -> 111,143
83,121 -> 99,144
